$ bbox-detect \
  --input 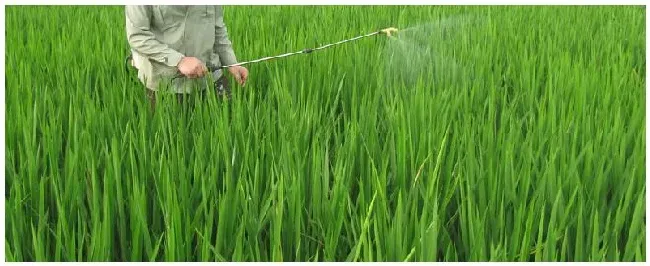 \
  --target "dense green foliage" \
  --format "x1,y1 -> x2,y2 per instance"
5,5 -> 646,262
